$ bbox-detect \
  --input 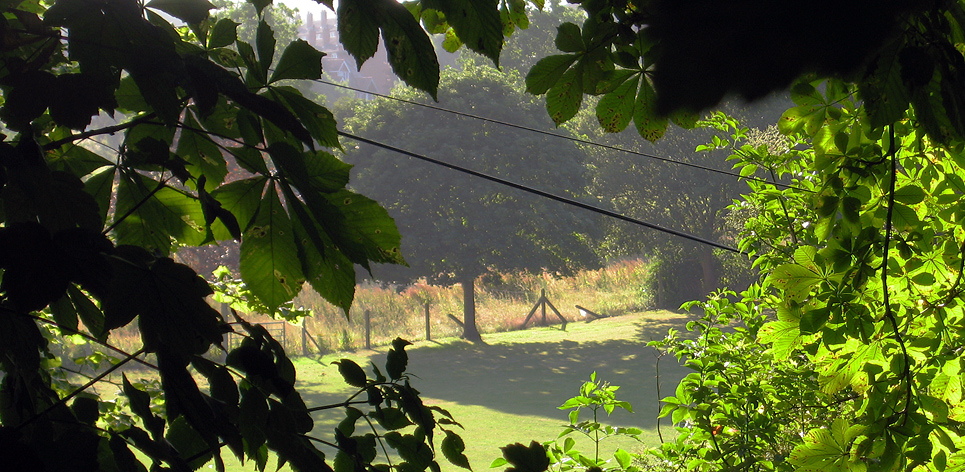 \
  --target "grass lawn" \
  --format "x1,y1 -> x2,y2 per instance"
198,310 -> 693,472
